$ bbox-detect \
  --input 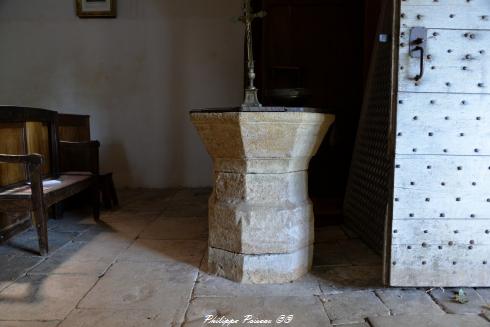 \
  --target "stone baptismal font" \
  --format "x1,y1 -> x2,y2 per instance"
190,0 -> 335,284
